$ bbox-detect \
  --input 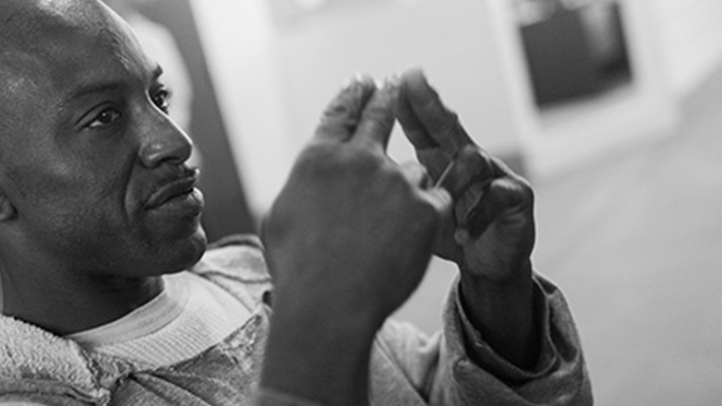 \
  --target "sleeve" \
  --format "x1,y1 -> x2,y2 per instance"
373,273 -> 592,405
0,393 -> 87,406
252,388 -> 327,406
